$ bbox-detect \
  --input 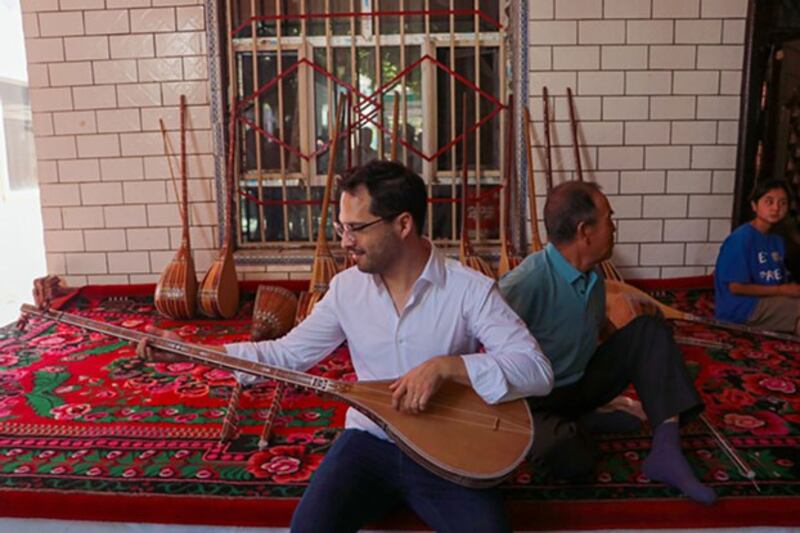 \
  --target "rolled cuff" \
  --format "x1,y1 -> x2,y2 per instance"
461,353 -> 509,404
